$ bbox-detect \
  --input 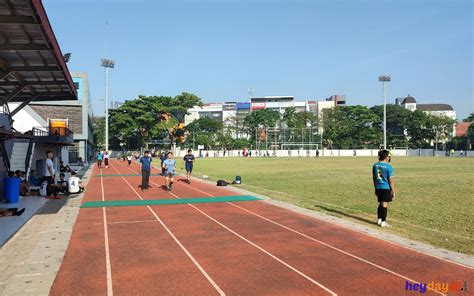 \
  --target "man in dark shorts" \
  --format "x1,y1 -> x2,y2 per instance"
372,150 -> 396,227
182,149 -> 195,184
139,150 -> 152,191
